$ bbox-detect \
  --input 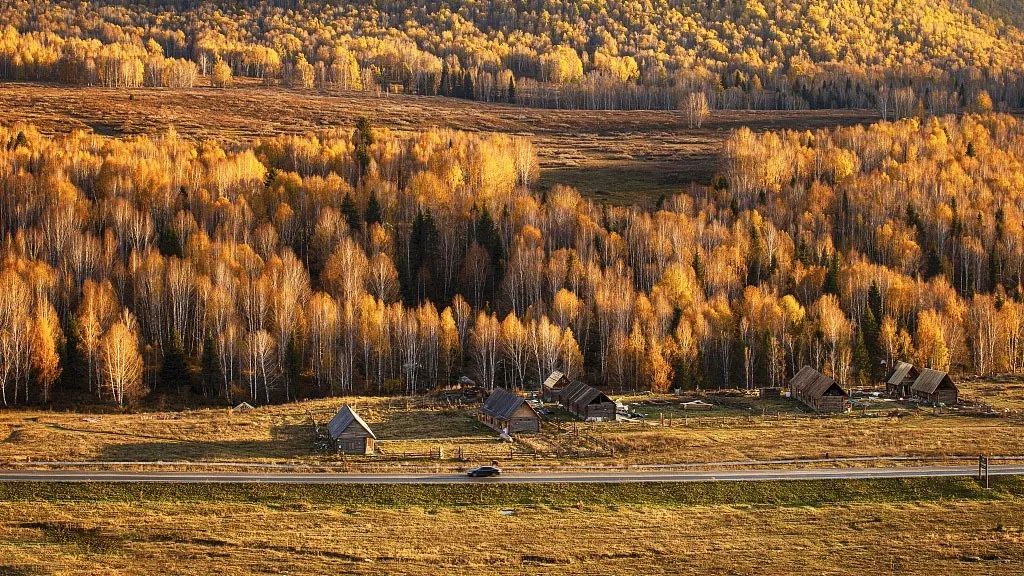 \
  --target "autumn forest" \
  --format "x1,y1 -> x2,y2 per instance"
4,0 -> 1024,113
2,0 -> 1024,409
1,109 -> 1023,407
